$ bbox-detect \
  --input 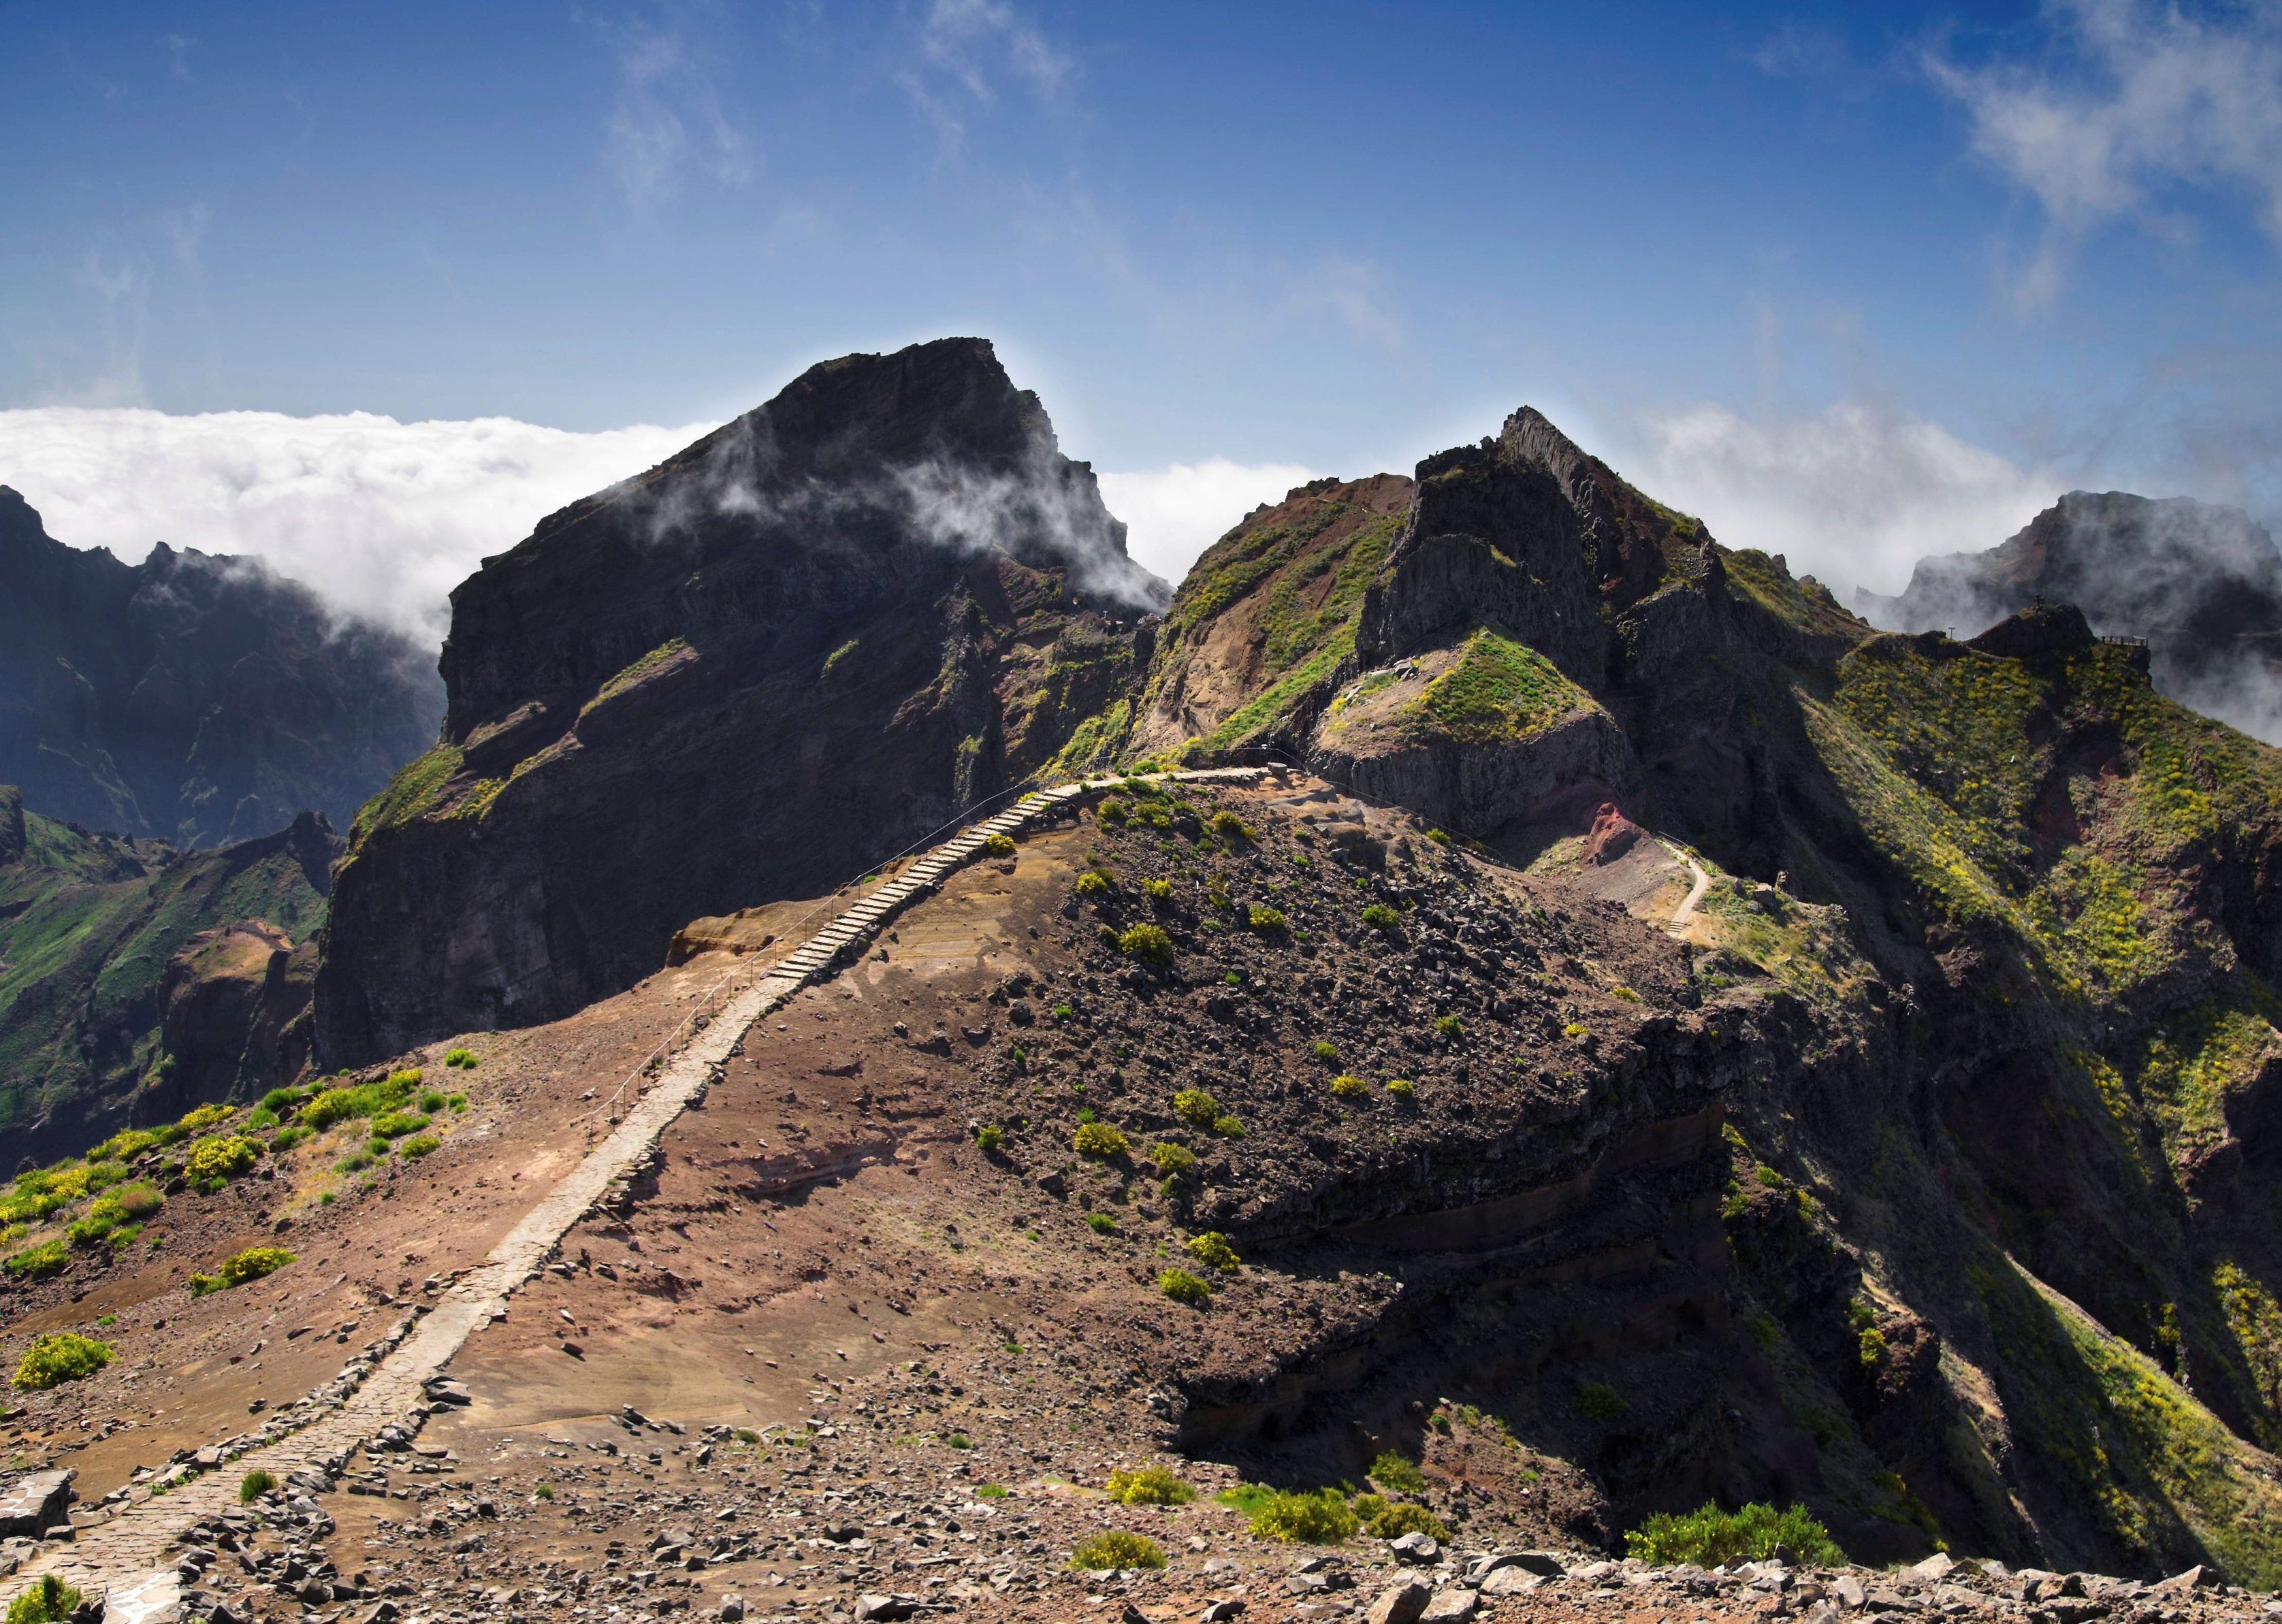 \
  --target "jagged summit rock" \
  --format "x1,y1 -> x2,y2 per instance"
0,485 -> 445,846
1862,489 -> 2282,738
316,338 -> 1166,1064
